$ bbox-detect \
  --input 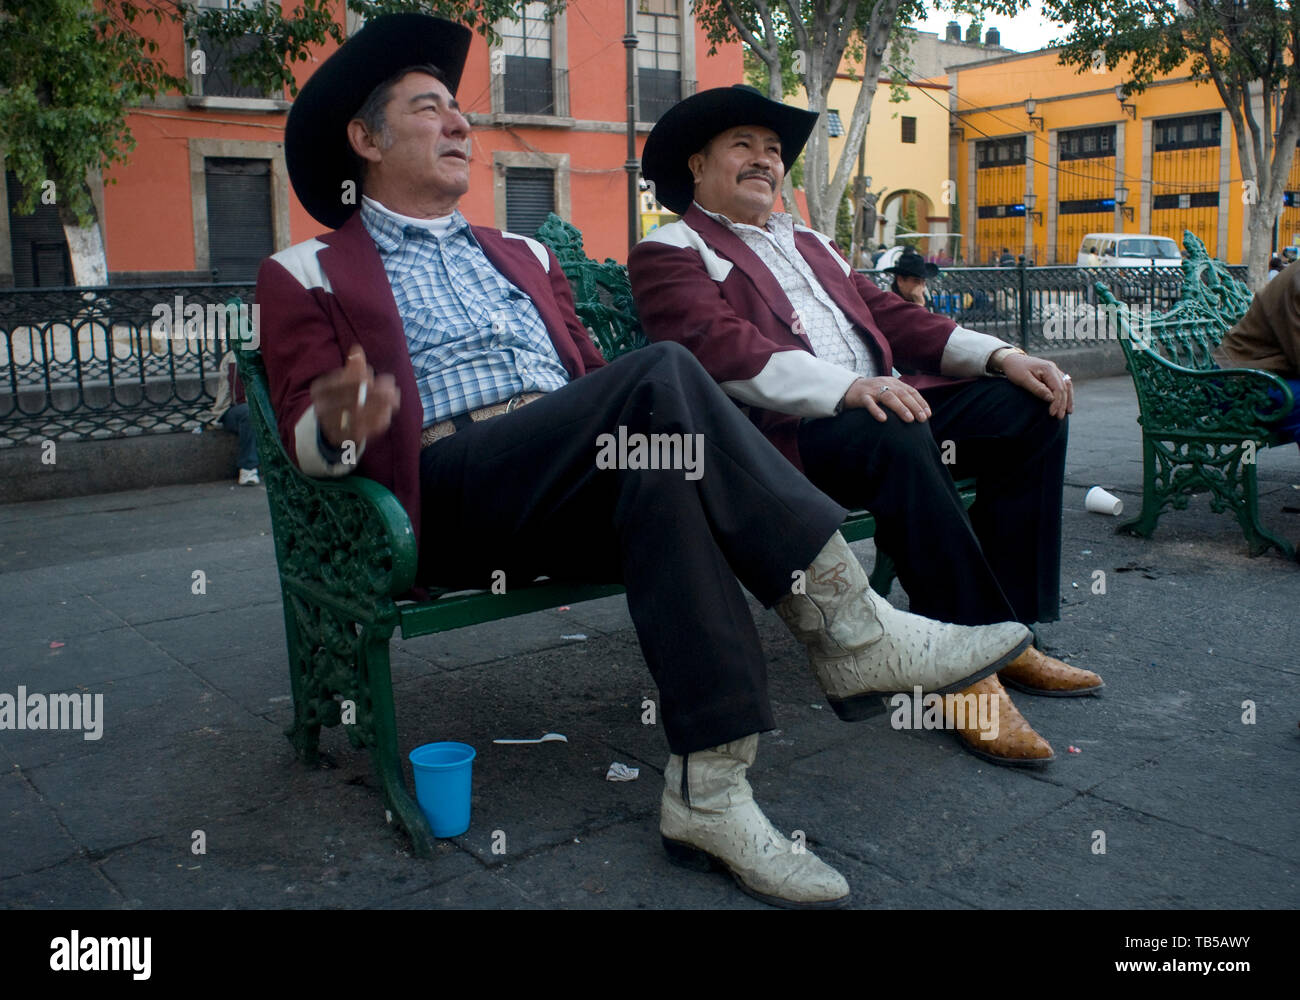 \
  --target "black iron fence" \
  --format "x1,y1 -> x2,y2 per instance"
1,263 -> 1253,448
0,282 -> 256,447
860,260 -> 1248,353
